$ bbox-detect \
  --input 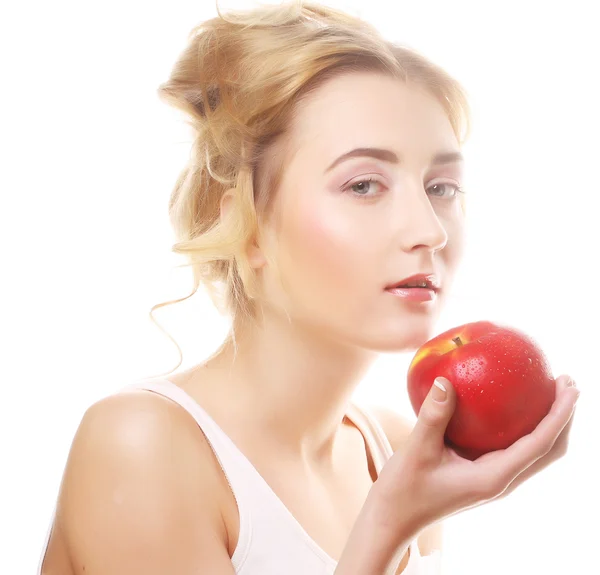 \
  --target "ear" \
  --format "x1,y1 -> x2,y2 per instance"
220,189 -> 267,269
